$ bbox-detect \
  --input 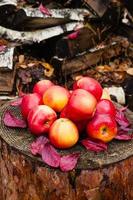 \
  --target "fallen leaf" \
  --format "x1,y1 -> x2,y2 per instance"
0,45 -> 6,52
118,126 -> 133,132
96,65 -> 113,72
39,3 -> 51,16
41,62 -> 54,77
10,98 -> 22,107
126,68 -> 133,76
30,136 -> 49,155
19,55 -> 25,64
81,138 -> 108,152
115,108 -> 130,128
42,142 -> 60,168
115,134 -> 132,140
3,110 -> 27,128
60,152 -> 80,172
67,31 -> 79,40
